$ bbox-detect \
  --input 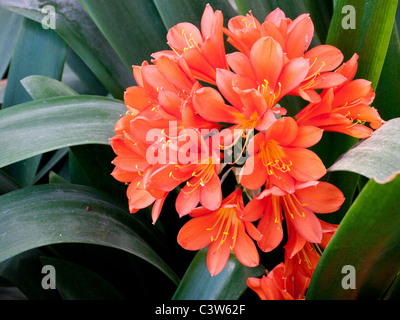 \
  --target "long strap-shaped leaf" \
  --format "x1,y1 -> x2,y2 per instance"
172,248 -> 265,300
0,0 -> 133,99
328,118 -> 400,183
0,95 -> 125,169
0,183 -> 180,286
306,175 -> 400,299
